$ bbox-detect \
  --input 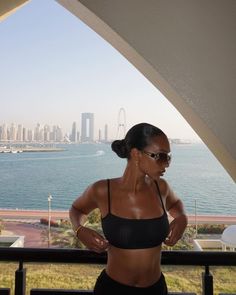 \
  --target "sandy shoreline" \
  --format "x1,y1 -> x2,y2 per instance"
0,209 -> 236,224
